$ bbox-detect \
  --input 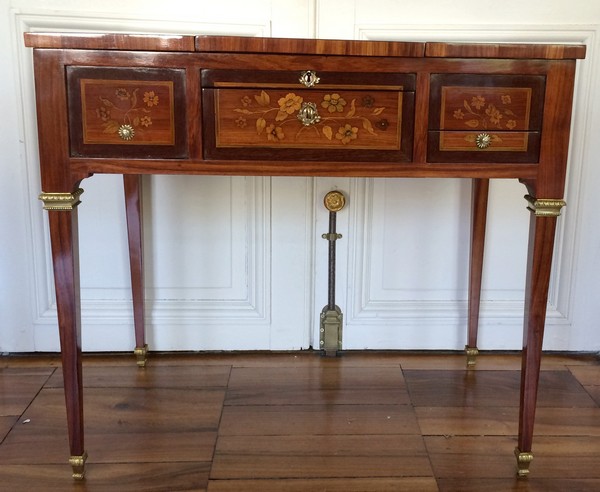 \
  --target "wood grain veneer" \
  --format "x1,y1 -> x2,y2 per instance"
425,42 -> 586,59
